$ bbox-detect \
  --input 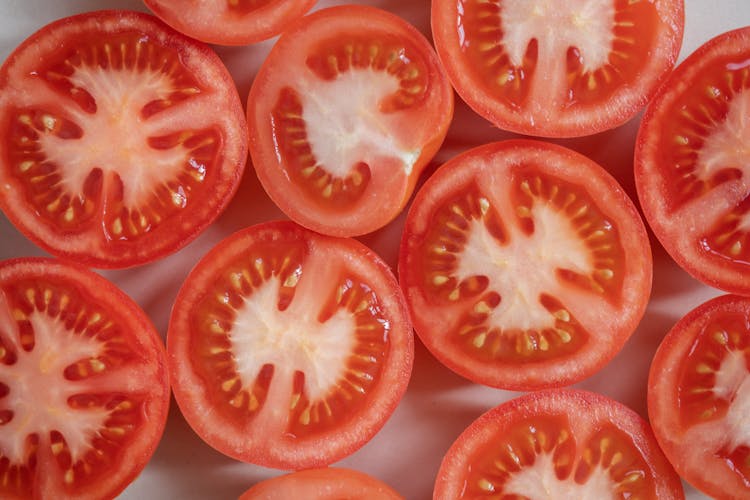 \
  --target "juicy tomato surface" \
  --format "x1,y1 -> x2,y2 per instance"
0,258 -> 169,500
399,140 -> 652,390
239,467 -> 404,499
247,4 -> 454,237
435,389 -> 684,499
431,0 -> 684,138
0,10 -> 247,268
168,220 -> 413,469
648,294 -> 750,500
143,0 -> 317,46
636,27 -> 750,296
